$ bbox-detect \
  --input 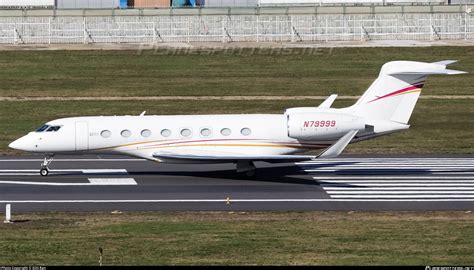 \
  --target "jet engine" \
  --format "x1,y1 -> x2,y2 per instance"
287,112 -> 365,140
